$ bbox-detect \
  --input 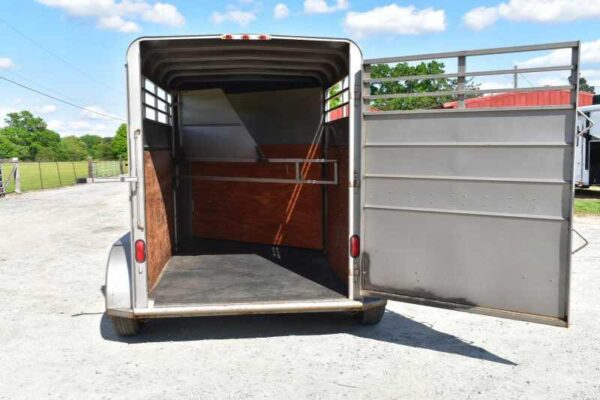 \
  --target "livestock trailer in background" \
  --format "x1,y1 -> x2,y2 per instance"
575,104 -> 600,187
105,35 -> 581,336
